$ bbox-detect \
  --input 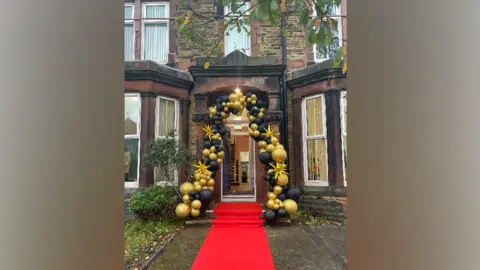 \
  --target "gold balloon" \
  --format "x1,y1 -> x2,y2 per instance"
194,181 -> 200,187
273,185 -> 283,195
283,199 -> 298,215
273,204 -> 280,210
259,149 -> 266,153
226,102 -> 231,107
266,144 -> 275,153
175,203 -> 191,218
249,116 -> 256,122
251,123 -> 258,130
266,199 -> 275,209
258,112 -> 264,118
224,107 -> 229,112
202,149 -> 210,157
229,93 -> 239,102
191,199 -> 202,210
260,108 -> 265,112
210,146 -> 216,152
251,94 -> 257,100
271,148 -> 287,163
221,112 -> 227,118
194,184 -> 202,192
208,186 -> 215,192
271,137 -> 279,146
203,186 -> 209,190
276,174 -> 289,186
252,130 -> 260,137
182,194 -> 191,204
276,144 -> 284,150
180,182 -> 194,195
275,199 -> 281,204
217,158 -> 223,164
259,141 -> 267,148
200,178 -> 208,186
218,152 -> 224,159
194,172 -> 201,181
191,208 -> 200,217
240,97 -> 246,103
222,118 -> 227,124
247,97 -> 252,102
209,153 -> 218,161
279,202 -> 284,208
267,192 -> 277,200
208,179 -> 215,187
252,100 -> 257,105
